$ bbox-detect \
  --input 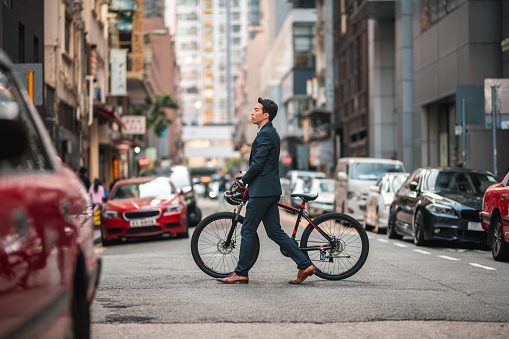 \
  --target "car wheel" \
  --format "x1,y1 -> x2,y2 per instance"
413,209 -> 427,246
363,216 -> 374,232
387,210 -> 402,239
69,259 -> 90,339
100,229 -> 116,246
491,215 -> 509,261
375,208 -> 386,234
189,206 -> 202,227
